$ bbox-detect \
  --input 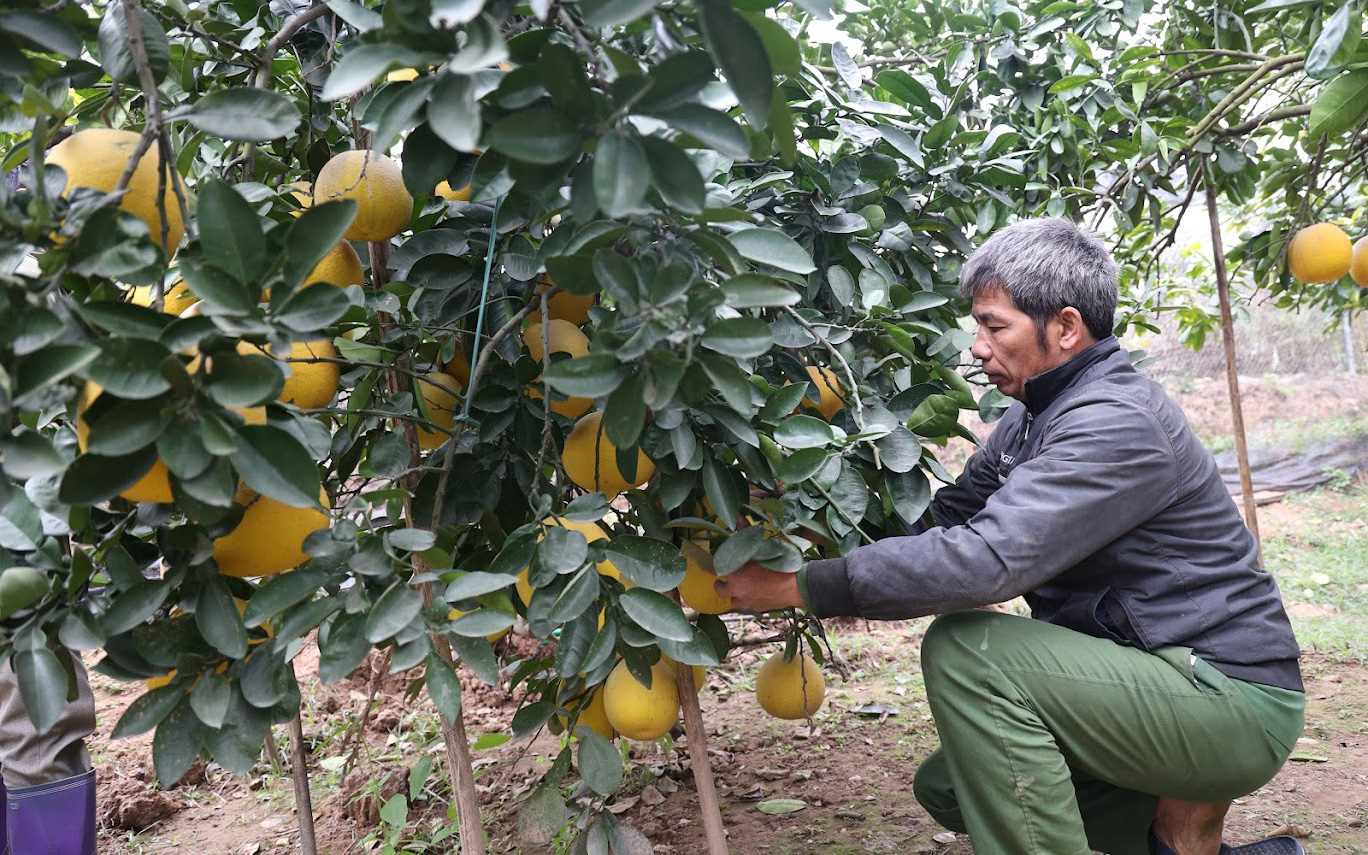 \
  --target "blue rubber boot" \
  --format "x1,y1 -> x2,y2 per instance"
1150,824 -> 1306,855
1,778 -> 7,855
6,769 -> 95,855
